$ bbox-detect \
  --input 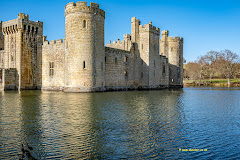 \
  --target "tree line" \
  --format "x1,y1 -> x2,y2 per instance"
184,49 -> 240,85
